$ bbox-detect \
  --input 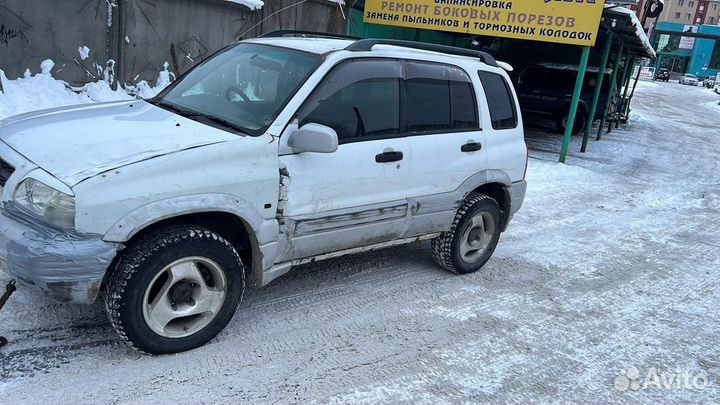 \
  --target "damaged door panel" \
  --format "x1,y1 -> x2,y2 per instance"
278,201 -> 409,261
